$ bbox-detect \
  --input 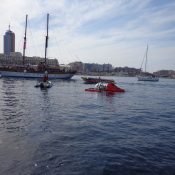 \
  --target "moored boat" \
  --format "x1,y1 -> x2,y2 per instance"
137,45 -> 159,82
82,76 -> 115,84
0,68 -> 75,79
137,74 -> 159,81
0,14 -> 76,79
